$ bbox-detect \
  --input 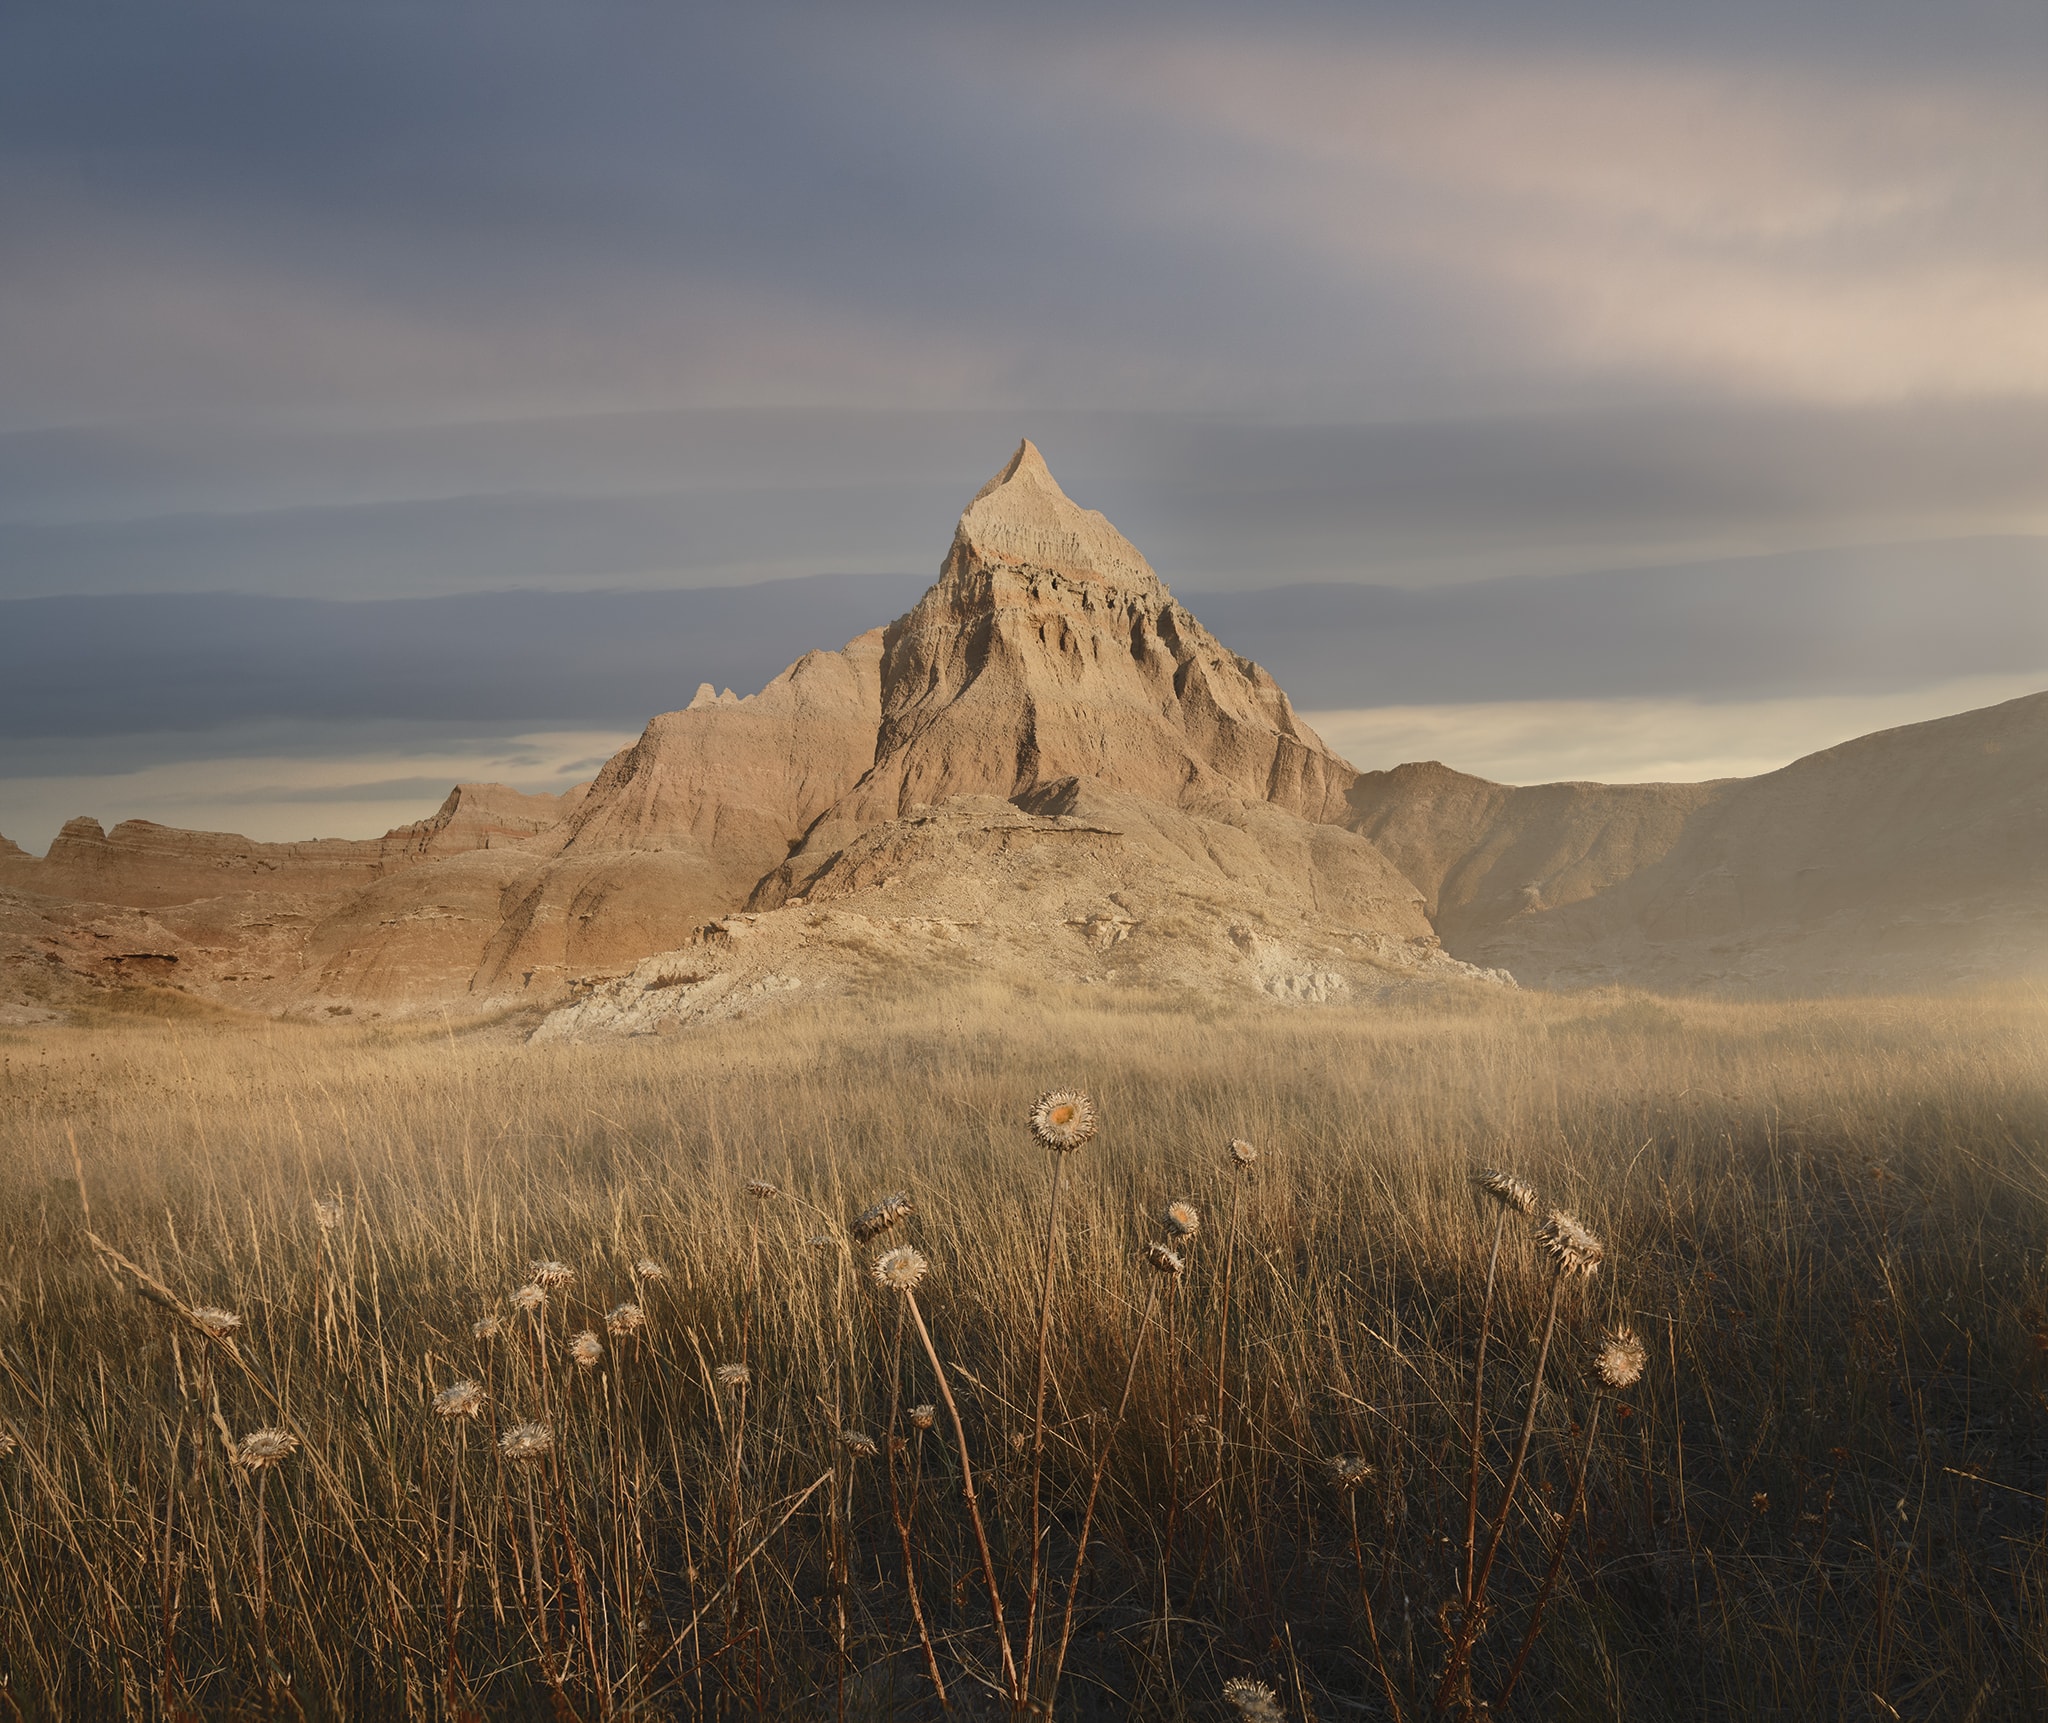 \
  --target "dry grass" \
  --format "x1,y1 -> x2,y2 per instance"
1,981 -> 2046,1718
